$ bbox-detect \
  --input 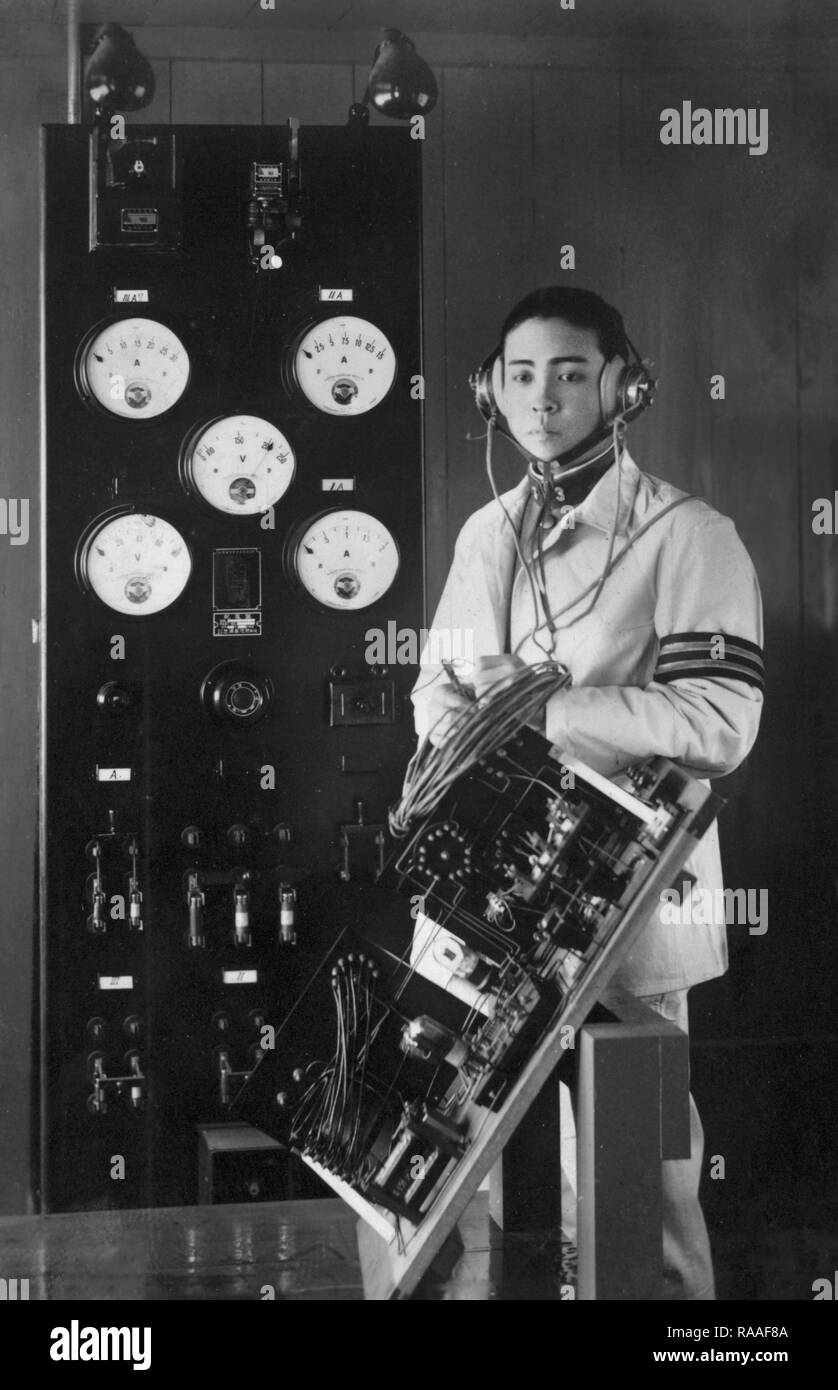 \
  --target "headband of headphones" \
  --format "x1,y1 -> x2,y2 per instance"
469,329 -> 656,430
